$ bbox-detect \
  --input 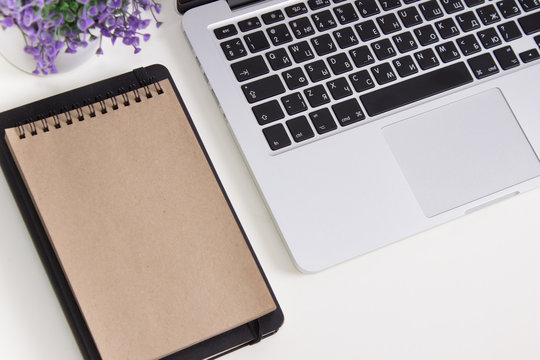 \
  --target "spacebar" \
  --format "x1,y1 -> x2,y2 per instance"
360,62 -> 473,117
